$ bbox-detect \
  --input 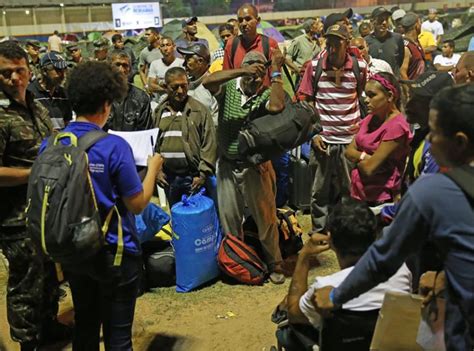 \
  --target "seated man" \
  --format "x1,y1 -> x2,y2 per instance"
282,200 -> 411,349
105,50 -> 153,131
